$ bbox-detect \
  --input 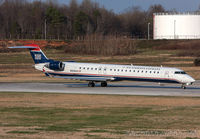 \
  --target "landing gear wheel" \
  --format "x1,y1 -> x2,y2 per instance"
181,84 -> 186,89
101,82 -> 107,87
88,81 -> 95,87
